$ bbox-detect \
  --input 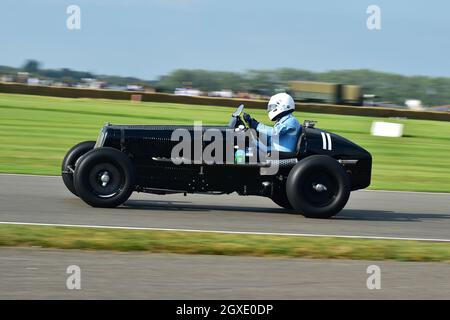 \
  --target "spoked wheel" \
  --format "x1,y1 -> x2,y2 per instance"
286,155 -> 350,218
74,147 -> 135,208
